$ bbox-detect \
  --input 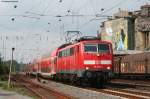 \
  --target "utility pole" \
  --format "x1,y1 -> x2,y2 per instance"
8,47 -> 15,88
